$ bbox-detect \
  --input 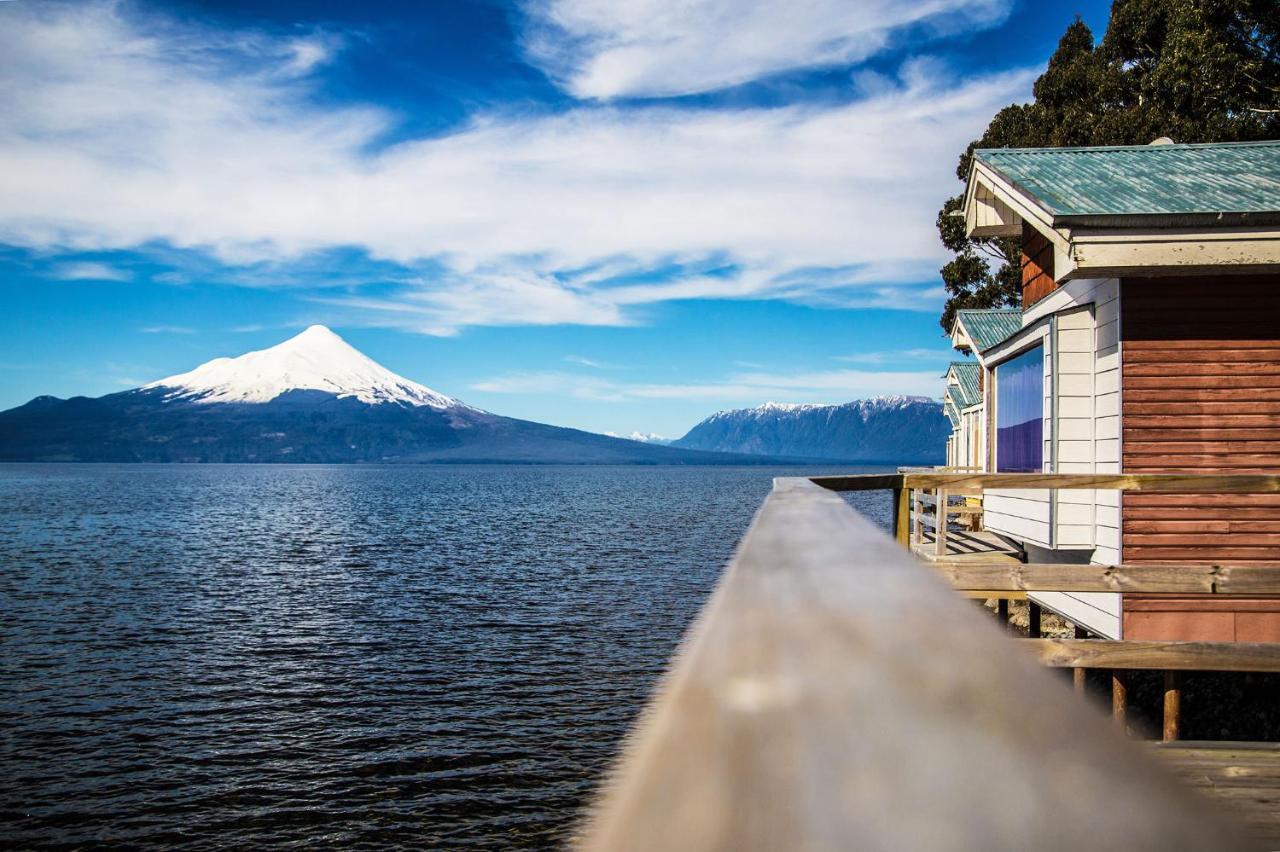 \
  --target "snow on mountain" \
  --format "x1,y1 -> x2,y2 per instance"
673,395 -> 947,462
627,431 -> 671,444
144,325 -> 458,408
